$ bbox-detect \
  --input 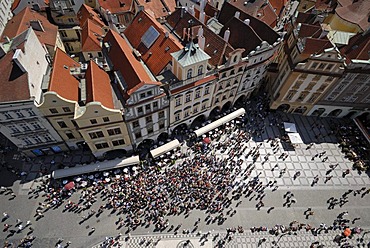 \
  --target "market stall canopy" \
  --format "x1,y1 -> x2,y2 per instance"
150,139 -> 181,158
52,156 -> 140,179
287,133 -> 304,144
194,108 -> 245,137
284,122 -> 297,133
